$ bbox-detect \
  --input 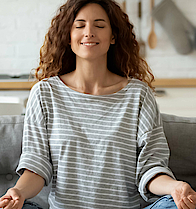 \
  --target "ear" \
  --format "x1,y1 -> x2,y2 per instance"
111,35 -> 115,44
